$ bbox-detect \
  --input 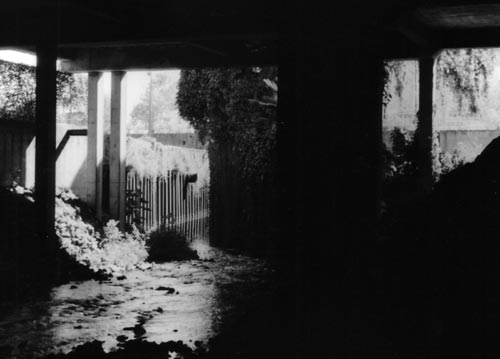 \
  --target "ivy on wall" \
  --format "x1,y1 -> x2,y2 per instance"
177,67 -> 277,184
435,49 -> 495,115
176,67 -> 277,252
